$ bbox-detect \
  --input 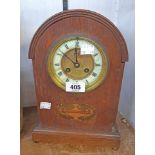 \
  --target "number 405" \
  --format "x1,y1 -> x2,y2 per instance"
70,85 -> 81,90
